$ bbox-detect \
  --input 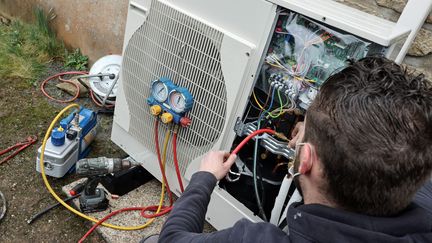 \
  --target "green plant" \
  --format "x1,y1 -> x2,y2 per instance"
0,7 -> 65,85
64,48 -> 89,71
